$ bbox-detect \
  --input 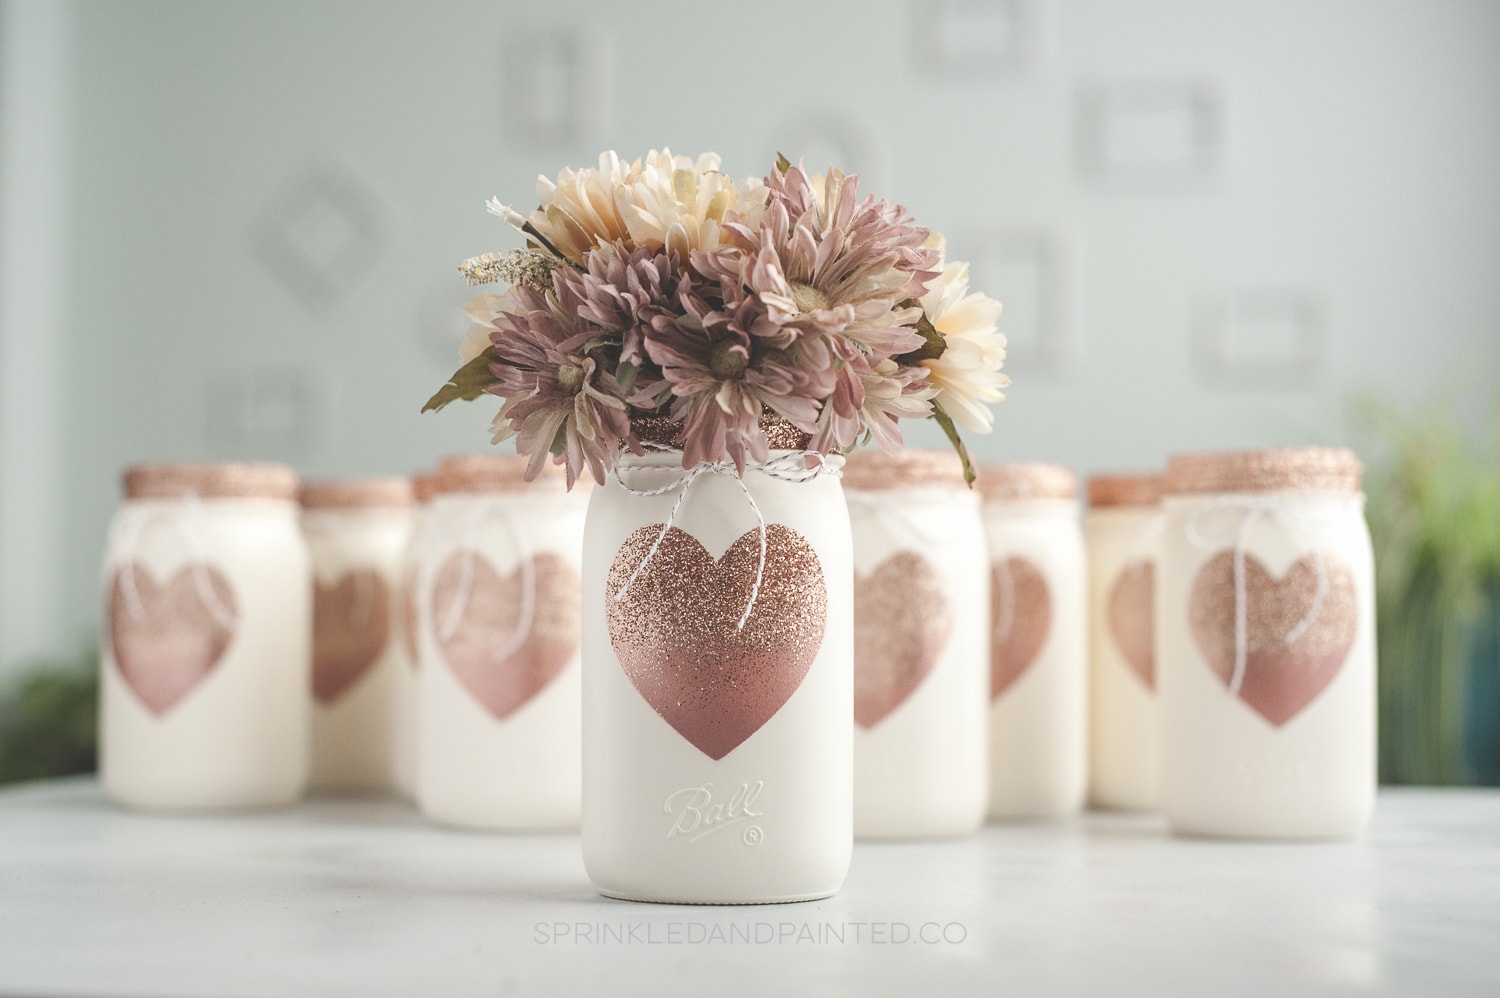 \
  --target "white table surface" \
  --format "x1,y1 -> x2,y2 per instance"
0,779 -> 1496,998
